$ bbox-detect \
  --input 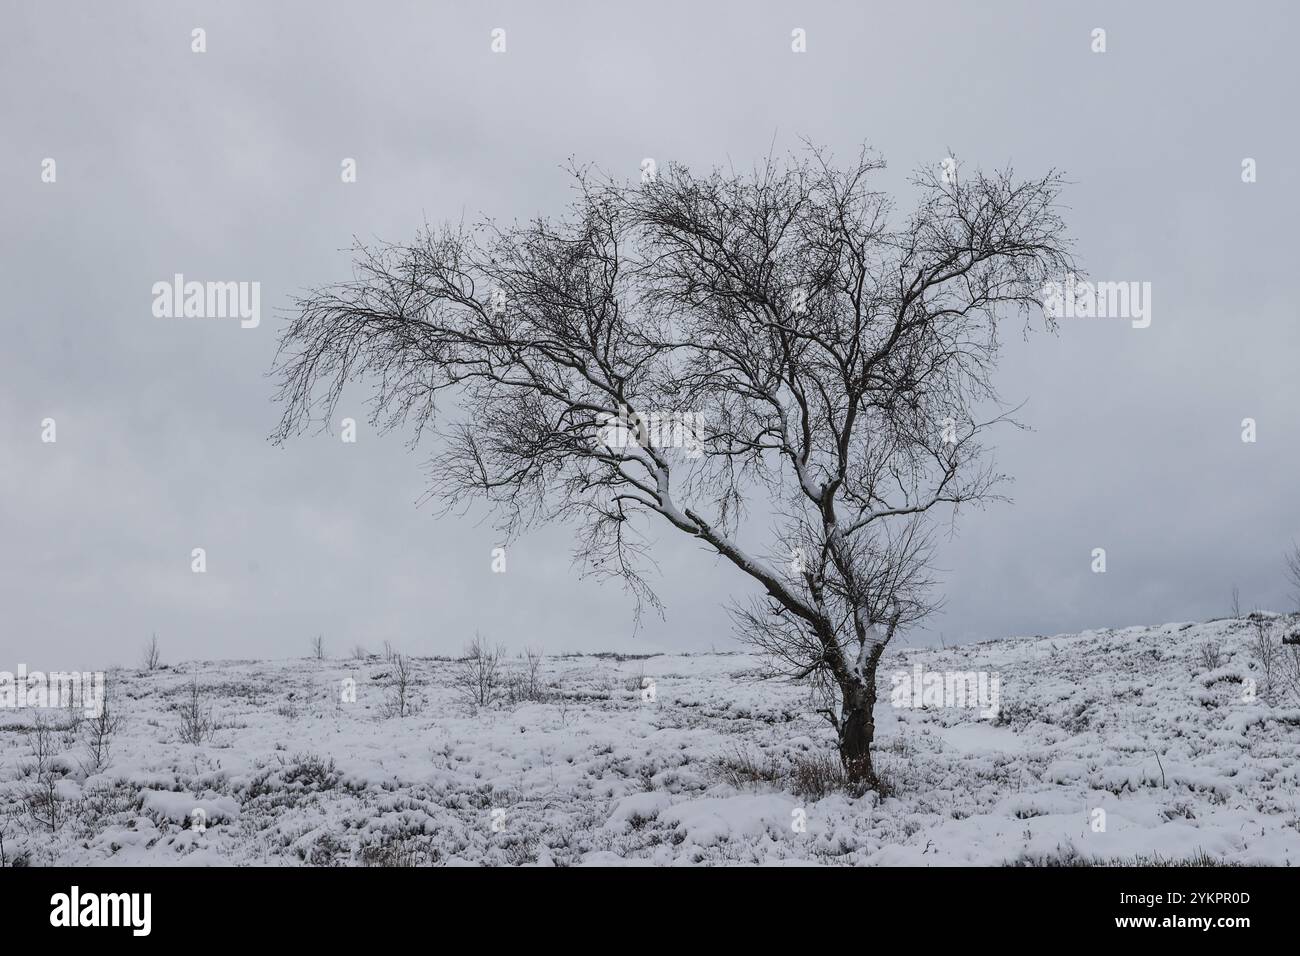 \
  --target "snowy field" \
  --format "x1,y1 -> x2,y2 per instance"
3,615 -> 1299,867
